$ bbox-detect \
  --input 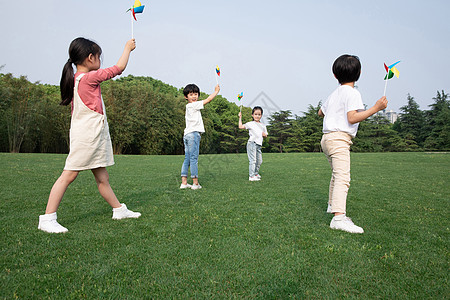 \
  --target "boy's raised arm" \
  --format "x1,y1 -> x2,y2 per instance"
347,96 -> 388,124
202,84 -> 220,105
